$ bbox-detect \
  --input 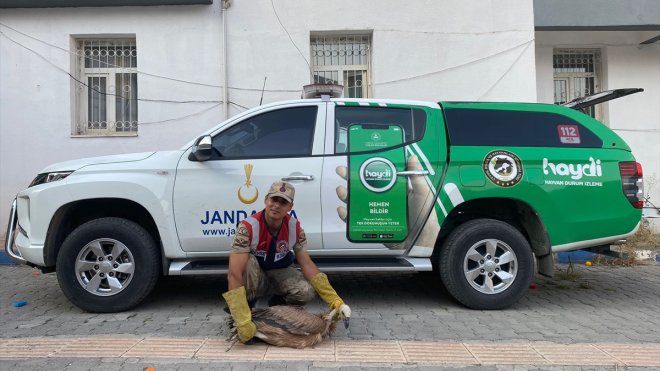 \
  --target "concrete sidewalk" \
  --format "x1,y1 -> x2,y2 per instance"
2,255 -> 660,369
1,336 -> 660,368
